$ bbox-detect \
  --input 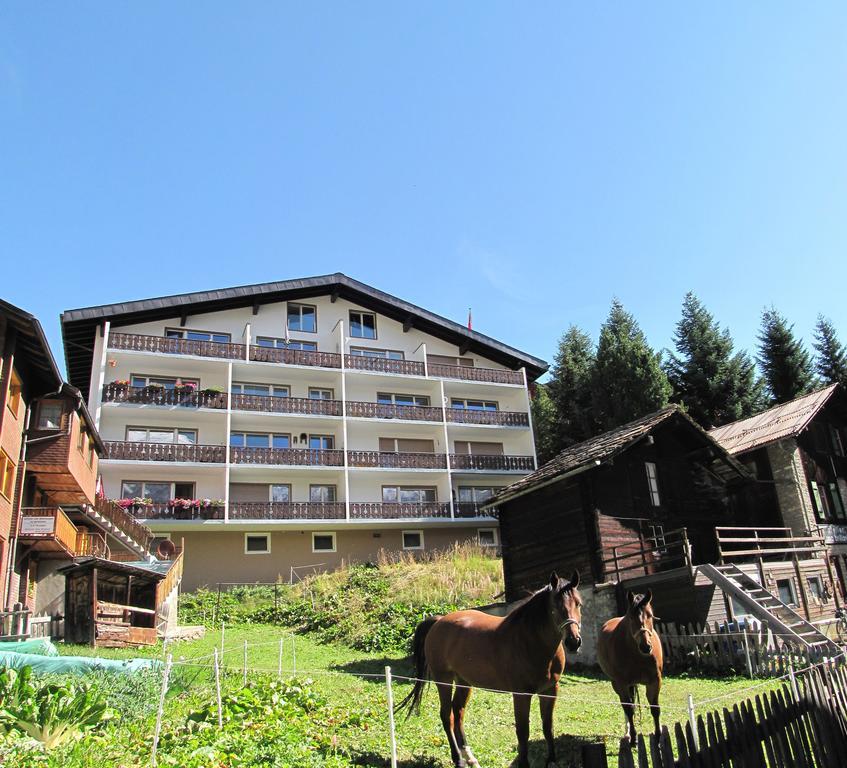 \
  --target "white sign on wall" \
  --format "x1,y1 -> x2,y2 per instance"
20,516 -> 56,535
